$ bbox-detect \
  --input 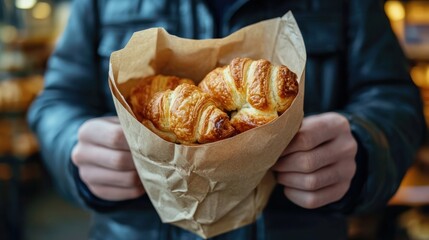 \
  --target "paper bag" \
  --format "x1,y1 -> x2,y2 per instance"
108,11 -> 306,239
